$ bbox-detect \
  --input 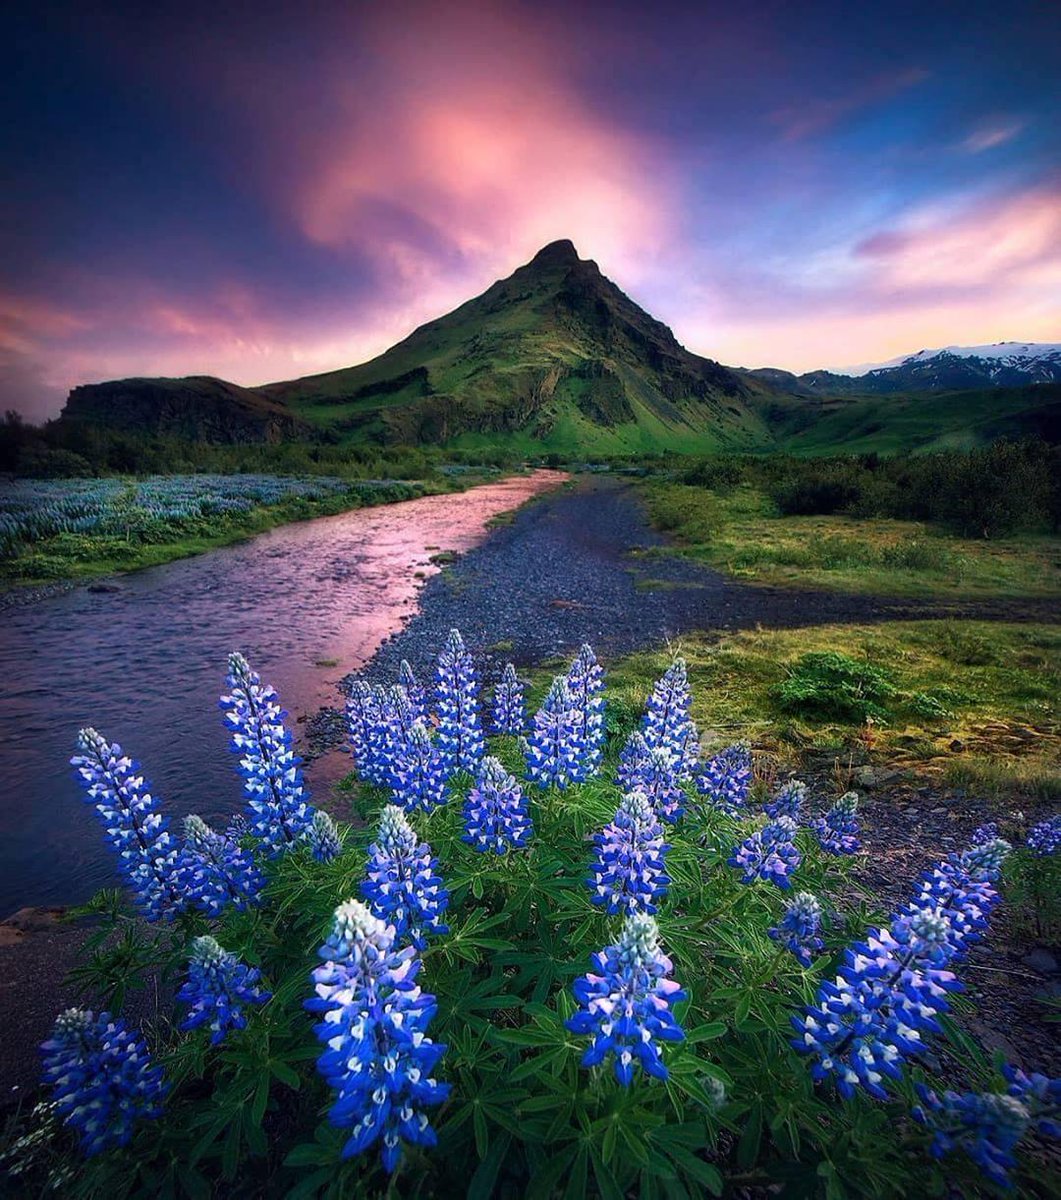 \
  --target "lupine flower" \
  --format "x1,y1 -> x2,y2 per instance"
588,791 -> 671,915
526,676 -> 585,790
177,936 -> 270,1045
1027,815 -> 1061,857
226,811 -> 251,840
40,1008 -> 166,1156
961,837 -> 1012,879
695,743 -> 752,816
361,805 -> 449,948
764,779 -> 807,822
616,732 -> 685,822
71,729 -> 184,922
641,659 -> 698,778
435,629 -> 484,776
389,720 -> 448,812
463,756 -> 532,853
346,681 -> 381,780
769,892 -> 825,966
912,1068 -> 1061,1191
970,821 -> 999,845
811,792 -> 861,856
306,900 -> 449,1170
566,913 -> 686,1085
221,652 -> 316,855
729,816 -> 801,889
491,662 -> 526,735
566,643 -> 606,780
308,810 -> 343,863
399,659 -> 428,722
178,814 -> 263,916
354,685 -> 407,788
